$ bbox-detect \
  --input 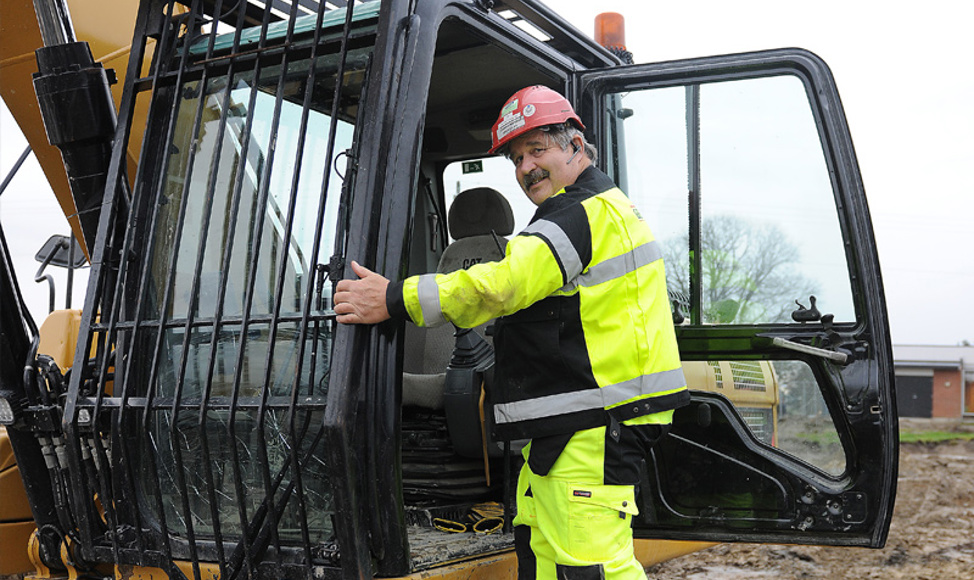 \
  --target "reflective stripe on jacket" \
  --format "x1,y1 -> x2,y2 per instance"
390,166 -> 688,440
